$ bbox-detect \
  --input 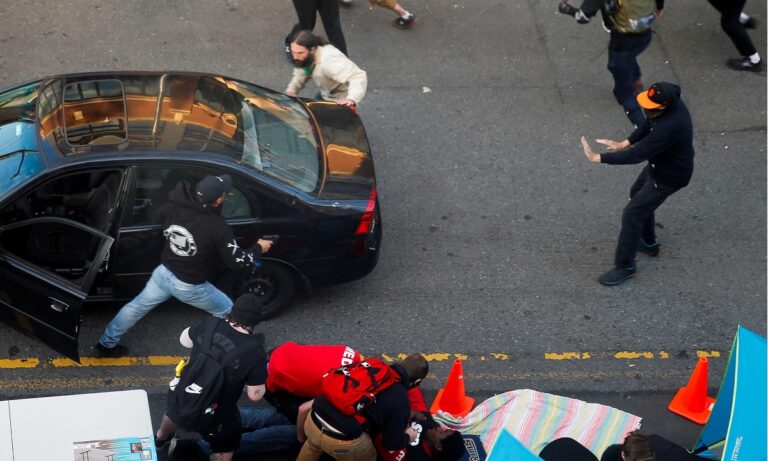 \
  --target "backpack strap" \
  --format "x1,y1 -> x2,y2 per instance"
218,332 -> 264,367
